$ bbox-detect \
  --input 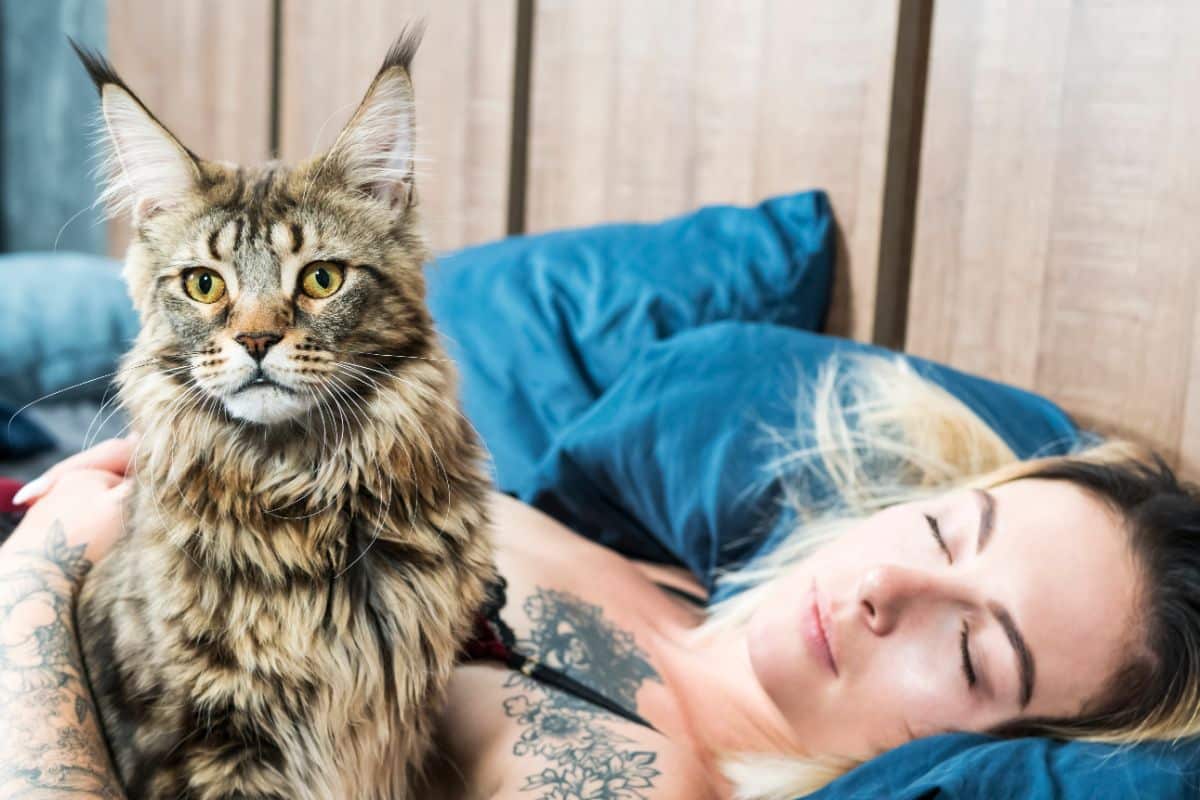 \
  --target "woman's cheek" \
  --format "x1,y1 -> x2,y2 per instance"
870,642 -> 962,729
